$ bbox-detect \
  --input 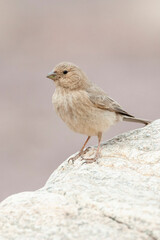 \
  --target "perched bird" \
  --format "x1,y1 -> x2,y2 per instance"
47,62 -> 151,163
